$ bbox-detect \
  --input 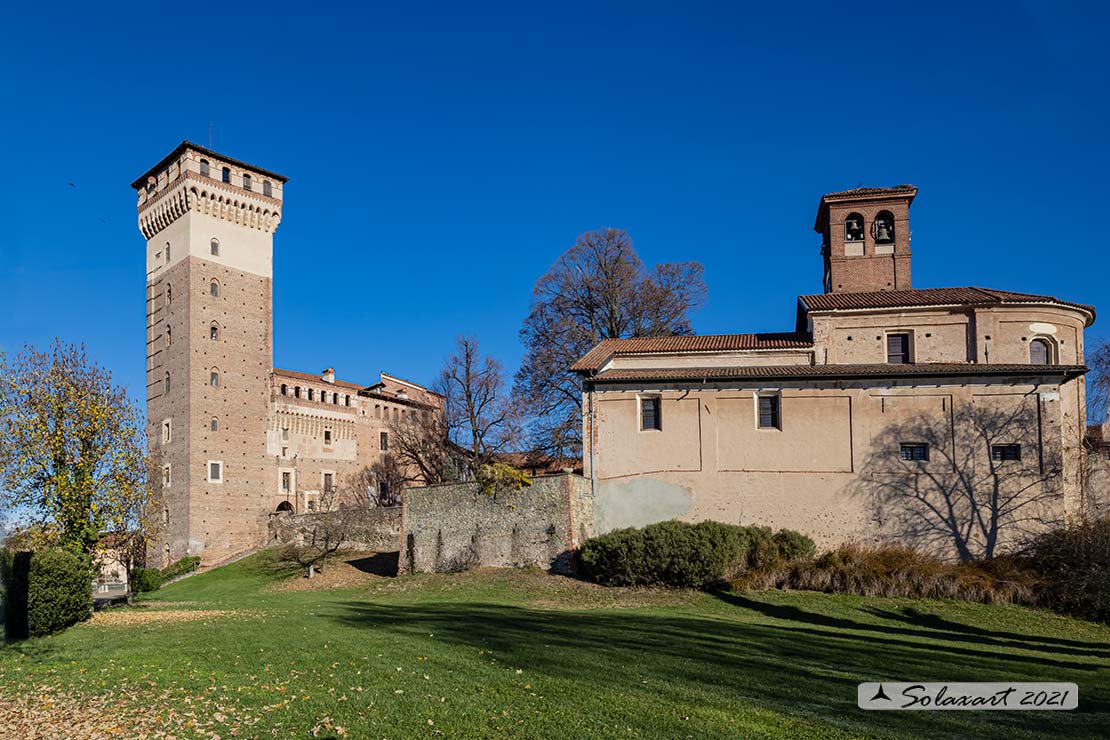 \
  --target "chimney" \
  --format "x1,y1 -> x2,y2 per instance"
322,368 -> 335,384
